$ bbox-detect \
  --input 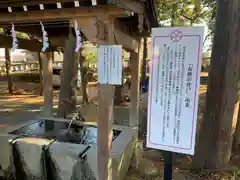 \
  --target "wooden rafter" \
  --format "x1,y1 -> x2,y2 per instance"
4,16 -> 139,52
76,17 -> 139,52
94,28 -> 139,53
0,5 -> 129,23
0,0 -> 107,8
0,0 -> 77,7
0,18 -> 136,38
116,0 -> 145,14
114,29 -> 139,52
